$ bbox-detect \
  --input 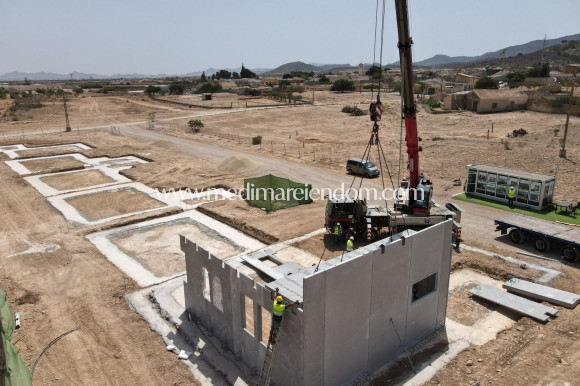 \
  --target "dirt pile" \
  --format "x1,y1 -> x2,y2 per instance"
217,155 -> 261,173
